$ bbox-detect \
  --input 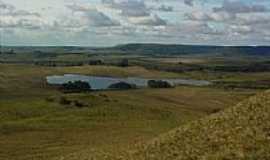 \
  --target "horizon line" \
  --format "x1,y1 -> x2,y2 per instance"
1,43 -> 269,48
